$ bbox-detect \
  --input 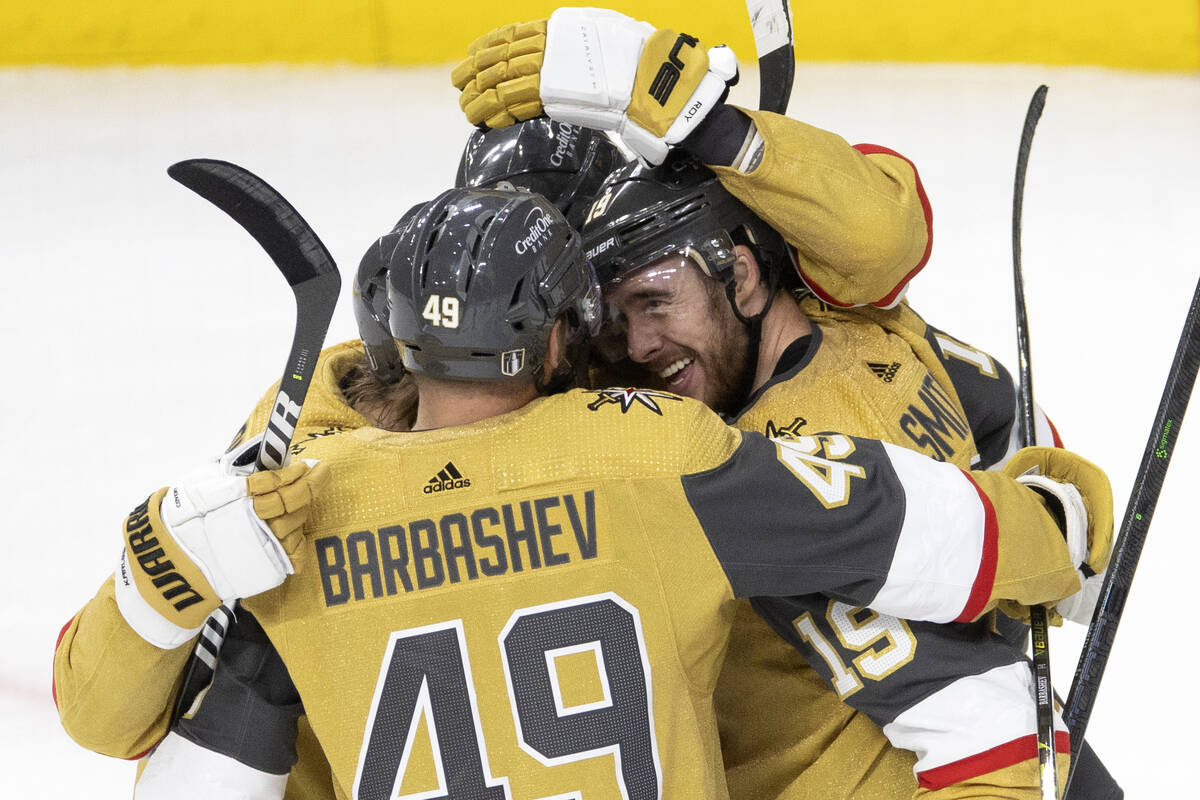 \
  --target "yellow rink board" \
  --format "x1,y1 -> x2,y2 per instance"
3,1 -> 1198,70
